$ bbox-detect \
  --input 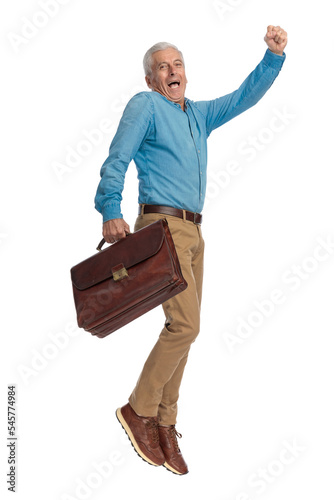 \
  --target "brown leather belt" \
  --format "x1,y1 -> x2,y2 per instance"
139,204 -> 202,225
